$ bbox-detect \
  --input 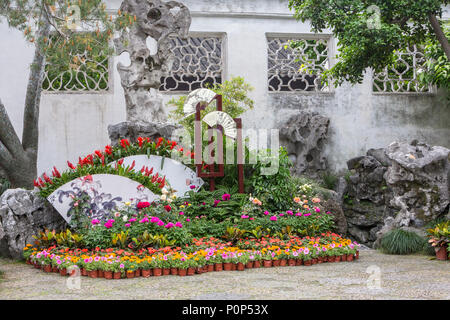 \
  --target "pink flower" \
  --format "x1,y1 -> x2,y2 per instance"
91,219 -> 100,225
186,218 -> 191,222
286,210 -> 293,215
137,202 -> 151,209
296,212 -> 303,216
270,216 -> 277,221
264,211 -> 269,215
125,223 -> 131,227
222,194 -> 231,201
304,248 -> 310,255
165,222 -> 175,229
179,211 -> 184,215
249,217 -> 254,221
129,218 -> 137,223
150,217 -> 160,223
157,221 -> 165,227
304,213 -> 311,217
119,264 -> 125,269
175,222 -> 183,228
314,207 -> 321,213
241,215 -> 249,219
279,213 -> 284,217
190,185 -> 196,189
139,217 -> 149,223
104,221 -> 113,229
